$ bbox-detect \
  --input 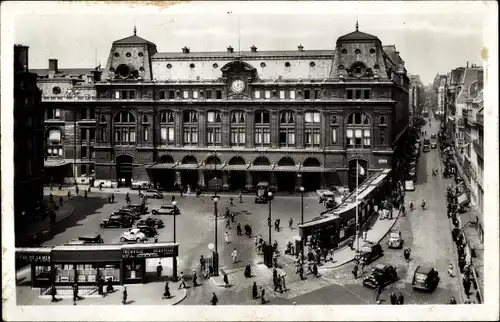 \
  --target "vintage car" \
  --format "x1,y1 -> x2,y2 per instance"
151,204 -> 180,215
356,242 -> 384,264
136,225 -> 158,238
423,145 -> 431,153
78,233 -> 104,243
316,190 -> 334,203
255,181 -> 273,204
363,264 -> 398,289
430,133 -> 437,139
120,228 -> 147,242
404,180 -> 415,191
408,167 -> 417,179
123,203 -> 148,214
423,138 -> 431,145
137,216 -> 164,229
388,230 -> 404,248
431,139 -> 438,149
412,266 -> 440,291
139,189 -> 164,199
113,210 -> 139,221
117,208 -> 141,220
100,214 -> 132,228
